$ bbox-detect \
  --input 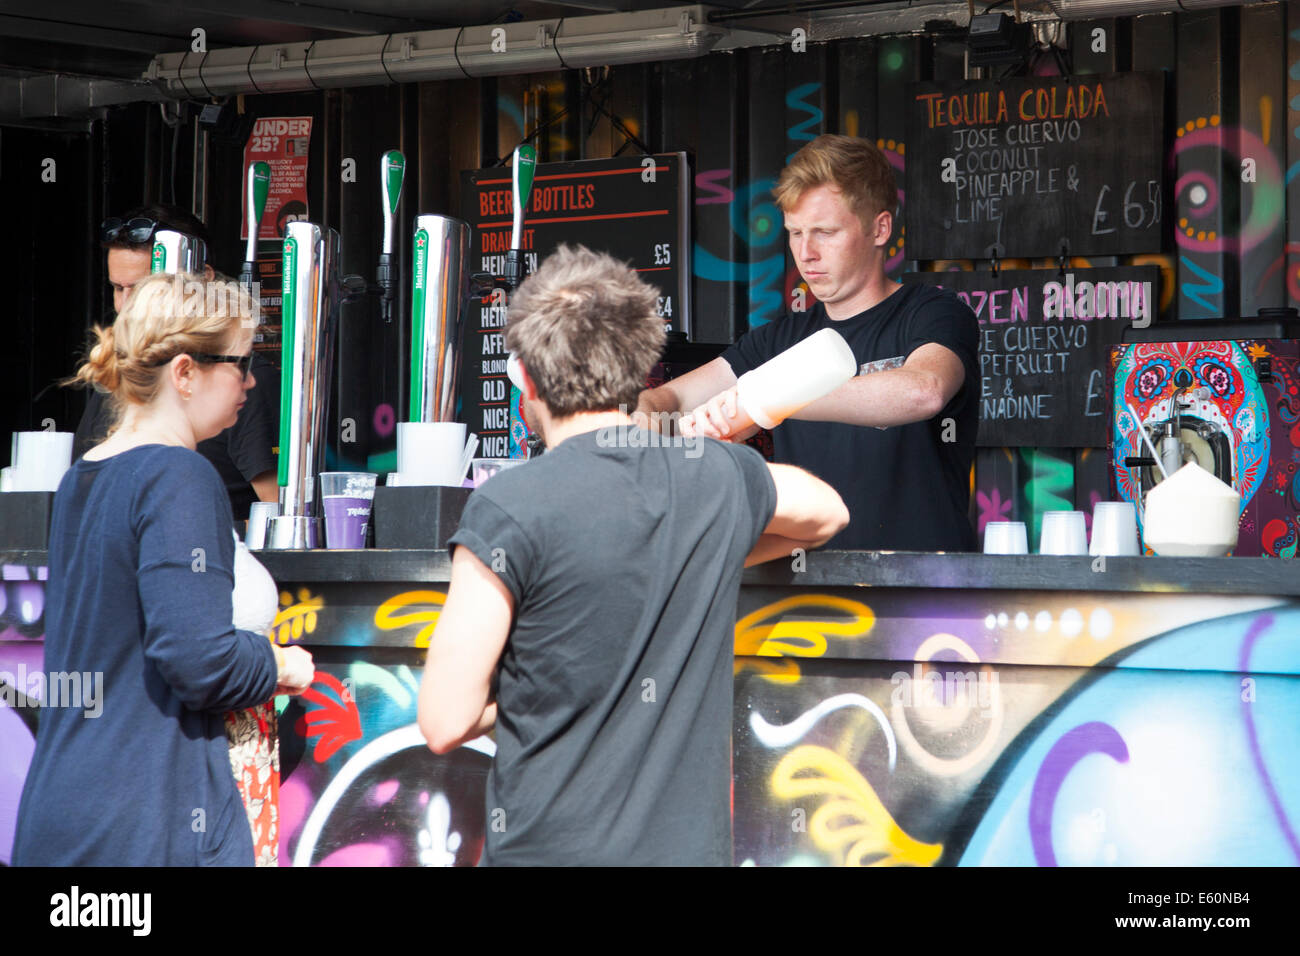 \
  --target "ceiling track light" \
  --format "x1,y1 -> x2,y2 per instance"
1047,0 -> 1256,17
144,6 -> 725,98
